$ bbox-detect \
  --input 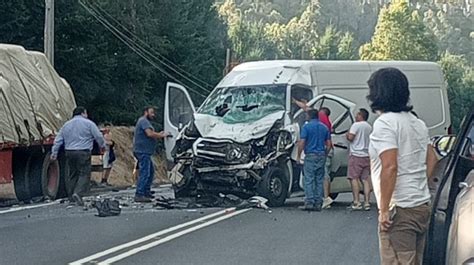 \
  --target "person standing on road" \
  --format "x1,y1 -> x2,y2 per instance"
297,109 -> 332,211
100,123 -> 115,186
133,106 -> 169,203
51,107 -> 105,206
319,107 -> 335,209
346,108 -> 372,211
367,68 -> 436,264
